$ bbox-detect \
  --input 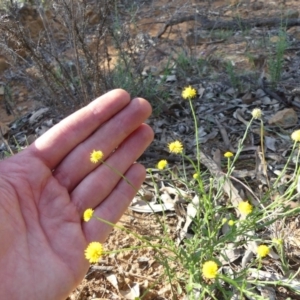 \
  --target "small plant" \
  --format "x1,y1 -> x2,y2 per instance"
267,29 -> 288,87
84,86 -> 300,299
109,56 -> 162,101
0,0 -> 163,113
210,29 -> 233,40
174,50 -> 210,80
225,61 -> 241,90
